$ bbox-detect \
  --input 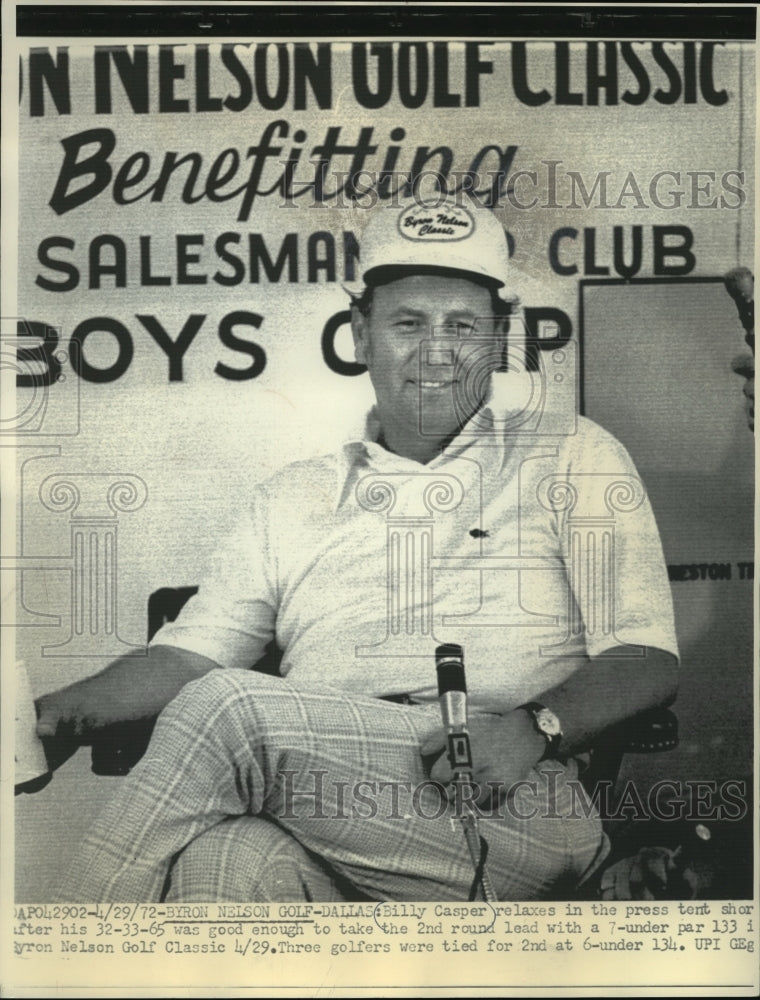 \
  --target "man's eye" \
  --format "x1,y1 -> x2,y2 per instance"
395,319 -> 421,330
